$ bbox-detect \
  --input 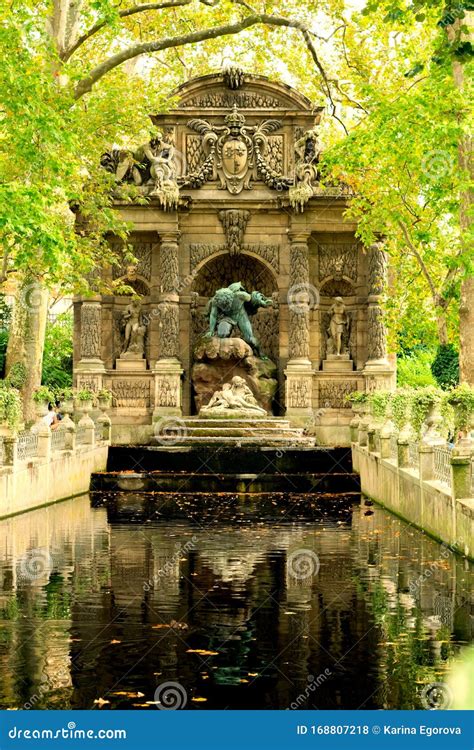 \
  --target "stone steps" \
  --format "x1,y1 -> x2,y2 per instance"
152,416 -> 315,447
